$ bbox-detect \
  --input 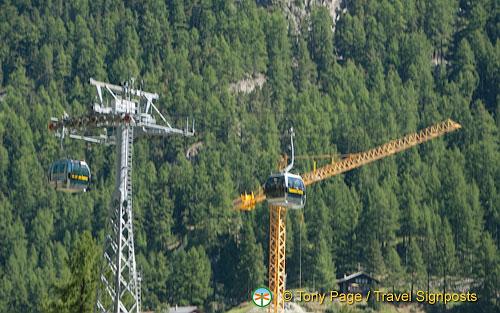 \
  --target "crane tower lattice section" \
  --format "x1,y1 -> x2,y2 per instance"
232,119 -> 461,313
